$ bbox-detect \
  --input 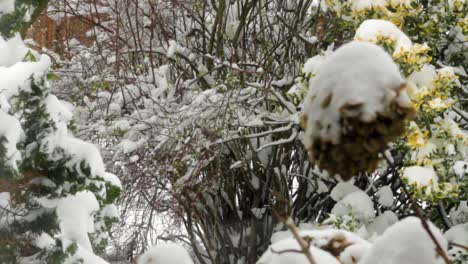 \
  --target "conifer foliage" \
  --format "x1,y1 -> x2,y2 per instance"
0,0 -> 121,262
